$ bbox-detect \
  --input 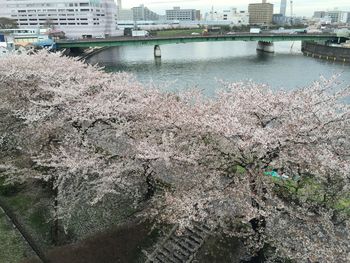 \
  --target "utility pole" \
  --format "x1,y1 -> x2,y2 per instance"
290,0 -> 293,25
